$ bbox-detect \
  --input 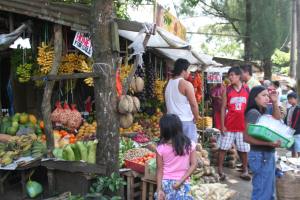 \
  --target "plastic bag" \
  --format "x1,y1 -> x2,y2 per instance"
116,70 -> 123,99
26,170 -> 43,198
149,159 -> 157,174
